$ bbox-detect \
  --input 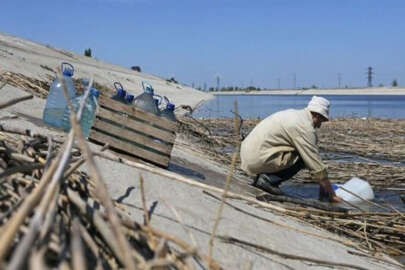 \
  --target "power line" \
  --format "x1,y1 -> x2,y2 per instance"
216,75 -> 220,91
367,67 -> 374,87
